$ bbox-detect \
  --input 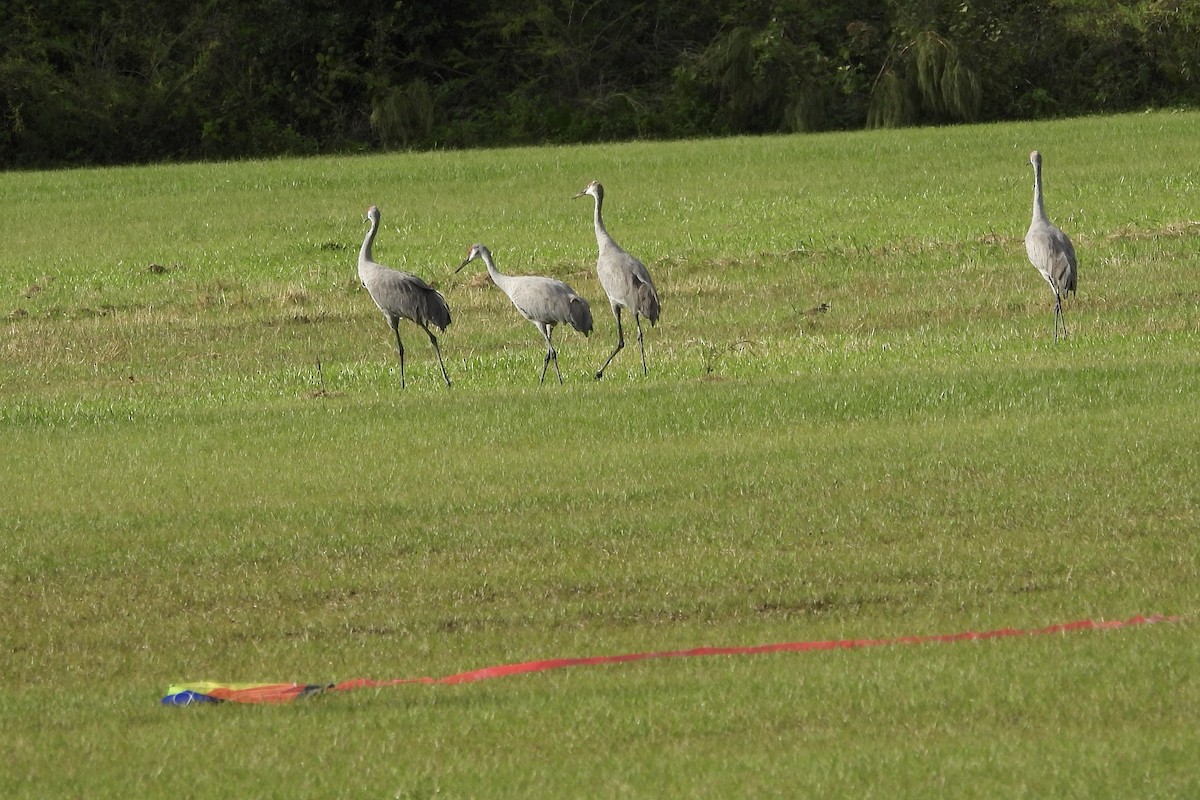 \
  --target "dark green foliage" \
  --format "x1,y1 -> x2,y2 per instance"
674,1 -> 886,134
1,0 -> 1197,167
869,29 -> 981,128
370,80 -> 436,148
